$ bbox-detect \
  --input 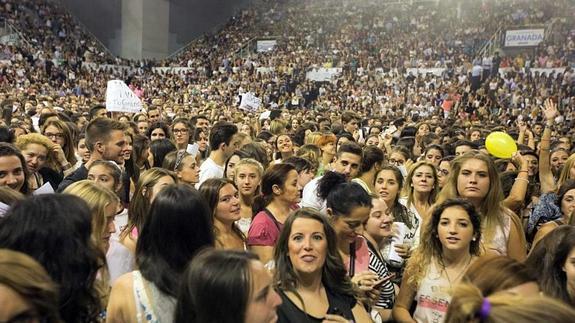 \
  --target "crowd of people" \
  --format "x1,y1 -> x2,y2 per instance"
0,0 -> 575,322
